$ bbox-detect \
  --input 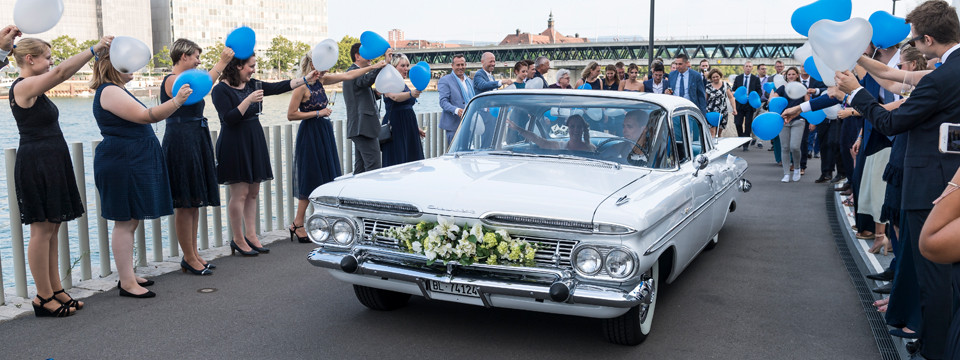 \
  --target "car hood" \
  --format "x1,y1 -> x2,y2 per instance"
332,155 -> 651,221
